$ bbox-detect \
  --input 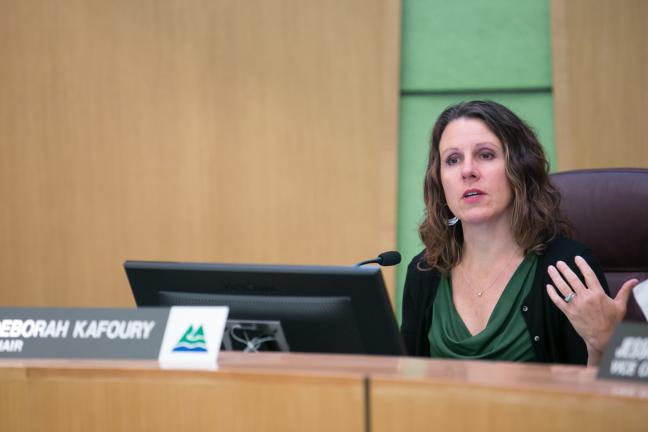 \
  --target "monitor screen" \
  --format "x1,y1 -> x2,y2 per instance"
125,261 -> 405,356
